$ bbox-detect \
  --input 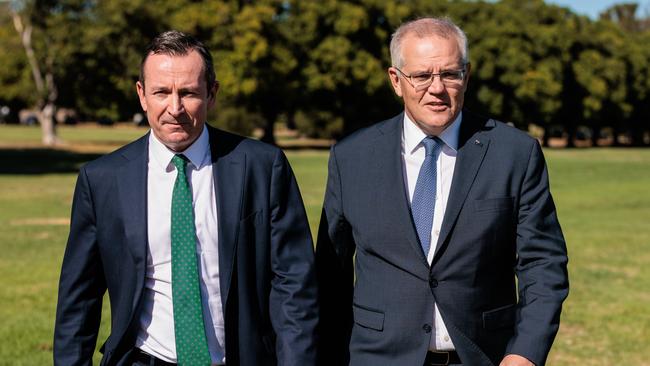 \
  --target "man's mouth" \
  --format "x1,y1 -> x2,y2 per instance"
426,102 -> 449,111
